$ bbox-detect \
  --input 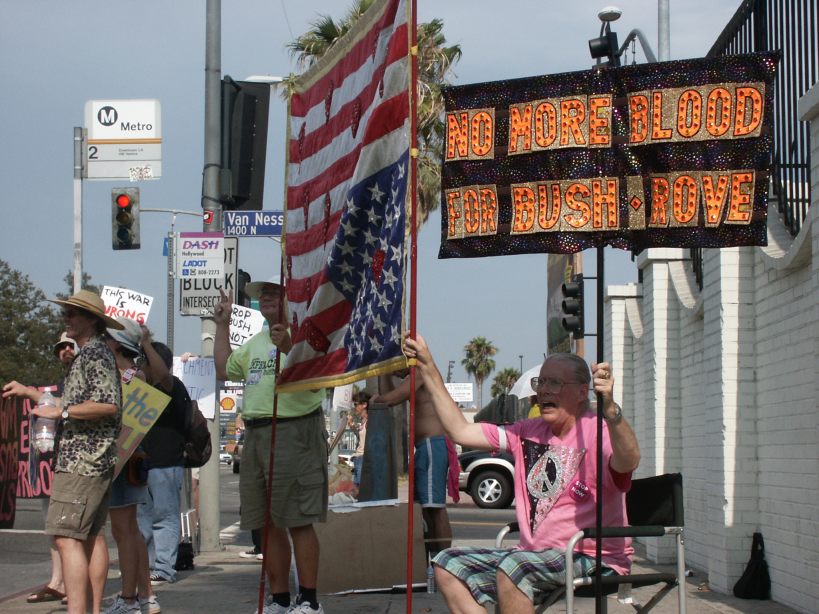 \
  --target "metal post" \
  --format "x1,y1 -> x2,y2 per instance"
658,0 -> 670,61
198,0 -> 222,553
594,245 -> 605,614
72,127 -> 84,294
167,232 -> 175,353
